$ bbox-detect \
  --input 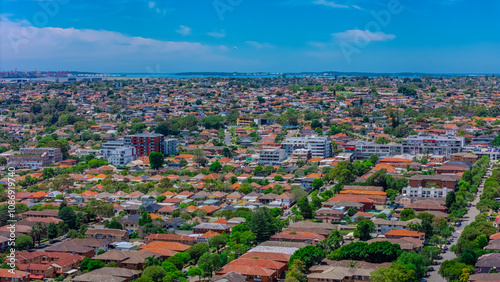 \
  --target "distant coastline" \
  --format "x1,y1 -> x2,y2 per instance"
1,70 -> 498,80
